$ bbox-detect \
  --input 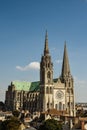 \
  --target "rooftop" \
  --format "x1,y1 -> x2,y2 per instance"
12,81 -> 40,92
11,78 -> 59,92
